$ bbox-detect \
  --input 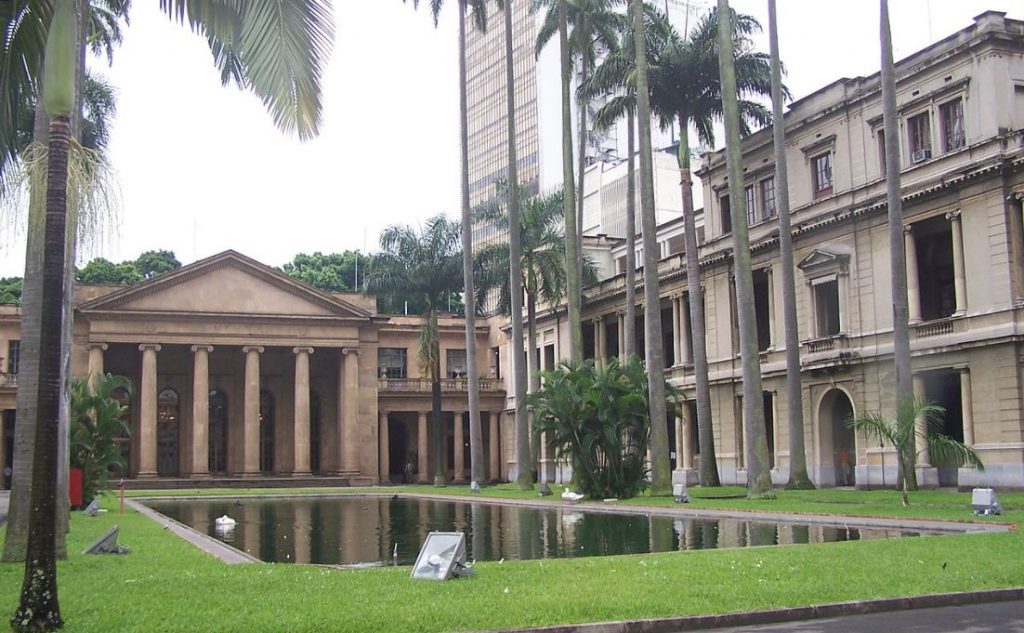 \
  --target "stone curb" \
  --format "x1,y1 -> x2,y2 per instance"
127,499 -> 259,565
477,588 -> 1024,633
